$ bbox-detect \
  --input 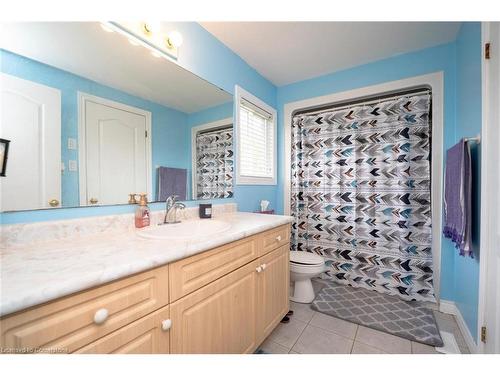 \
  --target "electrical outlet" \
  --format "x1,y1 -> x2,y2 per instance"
67,138 -> 77,150
68,160 -> 78,171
